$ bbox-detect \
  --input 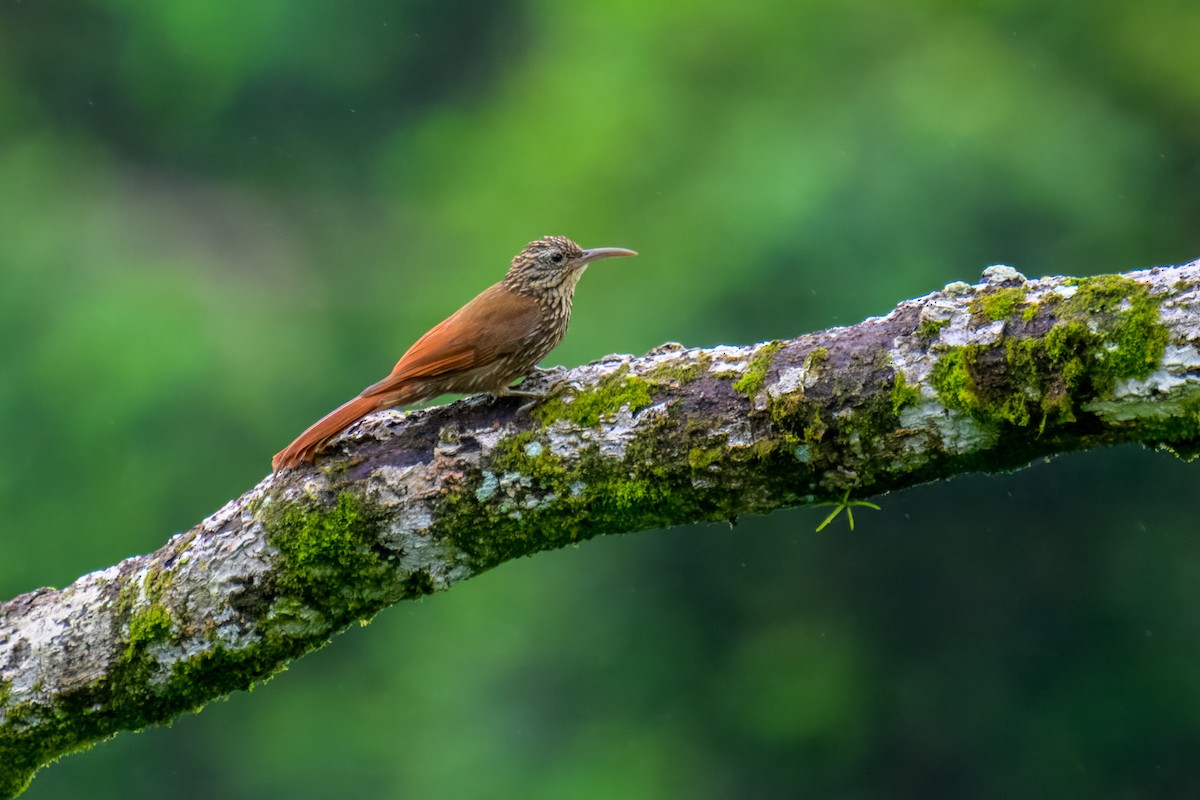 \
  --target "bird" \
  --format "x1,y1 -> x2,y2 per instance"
271,235 -> 637,470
